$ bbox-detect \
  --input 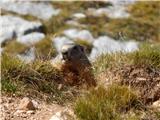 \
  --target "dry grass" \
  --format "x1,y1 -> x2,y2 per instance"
1,54 -> 77,104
